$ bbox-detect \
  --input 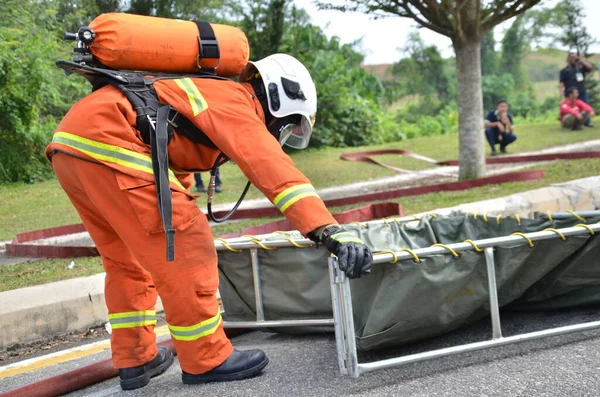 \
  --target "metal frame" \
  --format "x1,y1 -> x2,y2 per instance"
222,246 -> 334,329
219,215 -> 432,330
215,211 -> 600,377
328,222 -> 600,378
